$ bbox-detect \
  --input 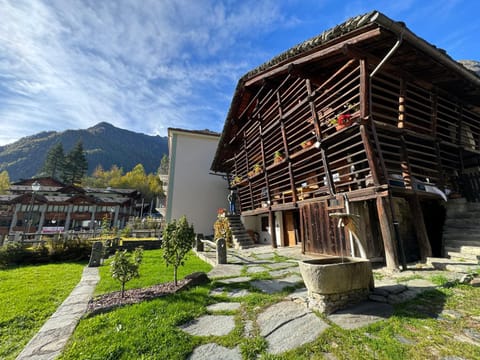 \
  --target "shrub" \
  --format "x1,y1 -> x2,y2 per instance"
214,215 -> 232,246
0,237 -> 91,268
110,247 -> 144,297
162,216 -> 194,286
